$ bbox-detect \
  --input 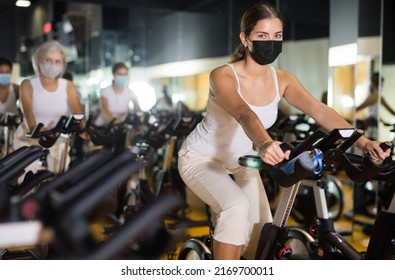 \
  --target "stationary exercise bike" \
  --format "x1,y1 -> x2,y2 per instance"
247,129 -> 393,260
266,113 -> 345,225
284,143 -> 394,260
0,112 -> 21,158
178,127 -> 388,260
